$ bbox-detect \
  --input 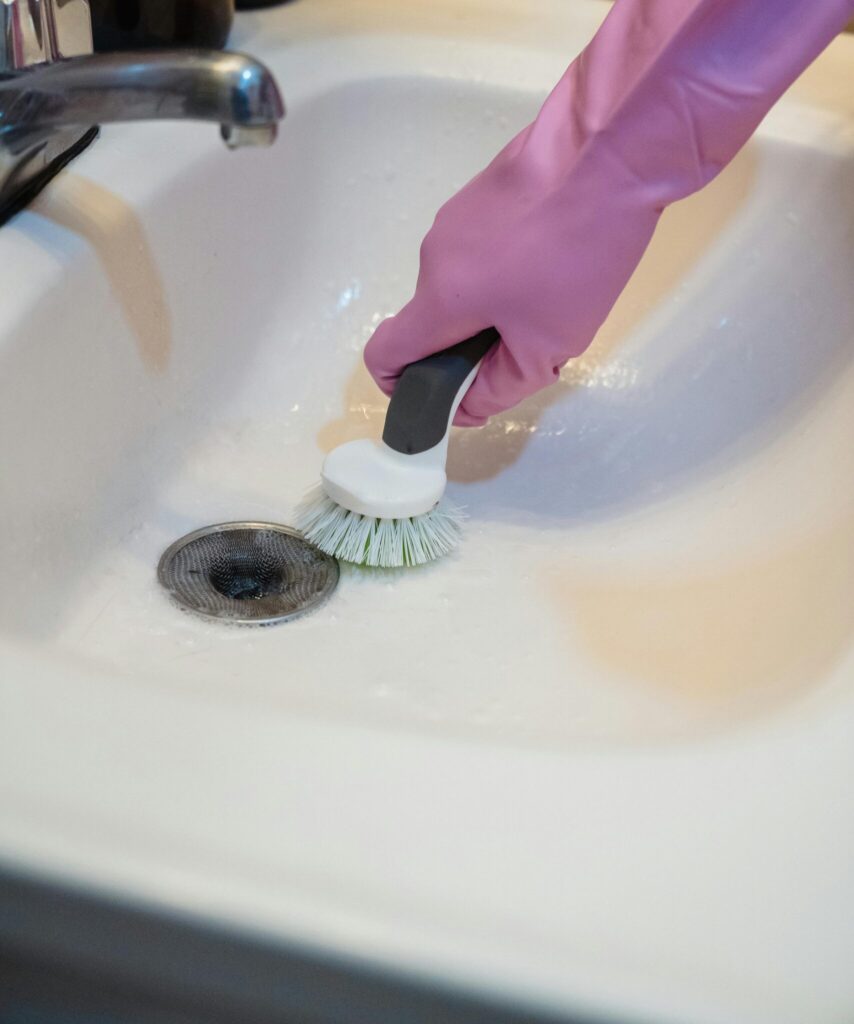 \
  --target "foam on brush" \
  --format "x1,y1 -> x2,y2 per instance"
297,487 -> 464,568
